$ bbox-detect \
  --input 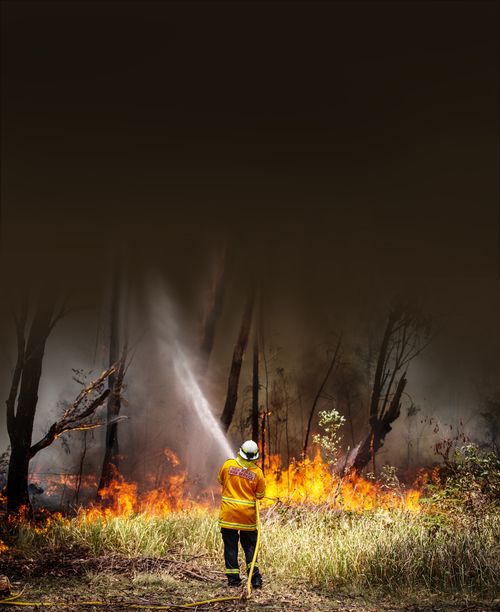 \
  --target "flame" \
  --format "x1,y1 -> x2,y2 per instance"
78,449 -> 421,519
79,452 -> 210,520
263,450 -> 421,512
13,448 -> 423,523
